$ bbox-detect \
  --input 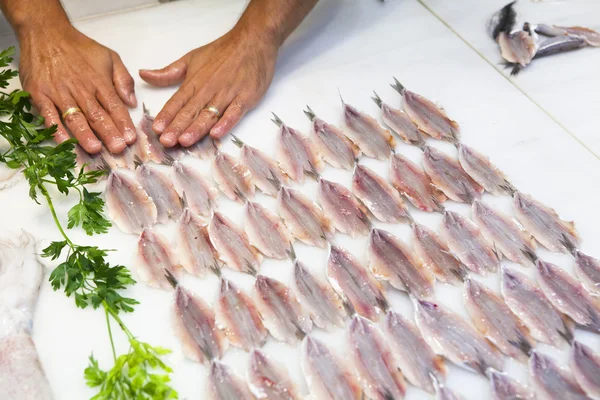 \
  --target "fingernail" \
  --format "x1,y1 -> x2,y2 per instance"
123,128 -> 136,144
153,120 -> 166,133
179,133 -> 194,146
109,136 -> 126,153
128,92 -> 138,107
160,133 -> 176,147
85,138 -> 102,154
210,126 -> 223,138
